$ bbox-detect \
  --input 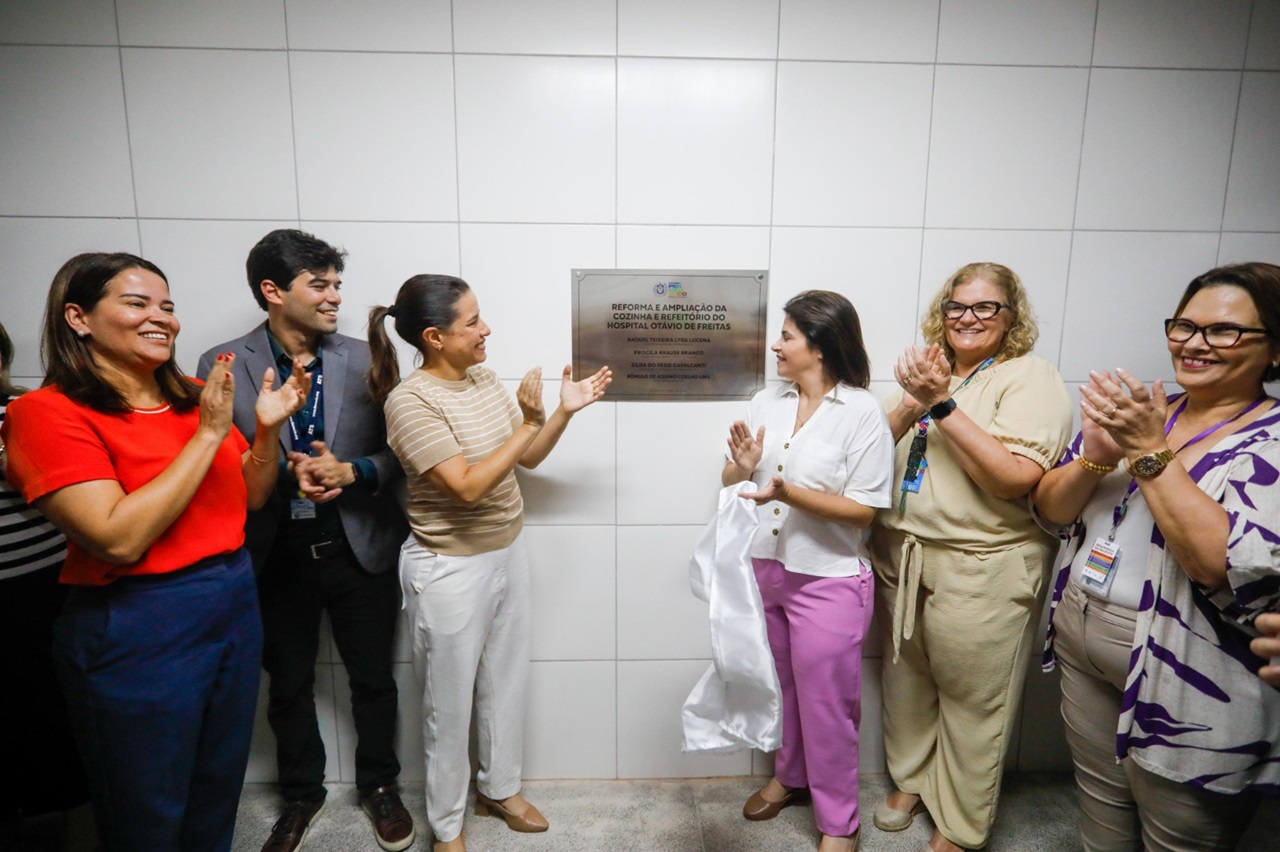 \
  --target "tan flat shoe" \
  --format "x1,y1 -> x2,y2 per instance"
818,829 -> 859,852
872,793 -> 926,832
474,791 -> 549,833
742,782 -> 811,821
